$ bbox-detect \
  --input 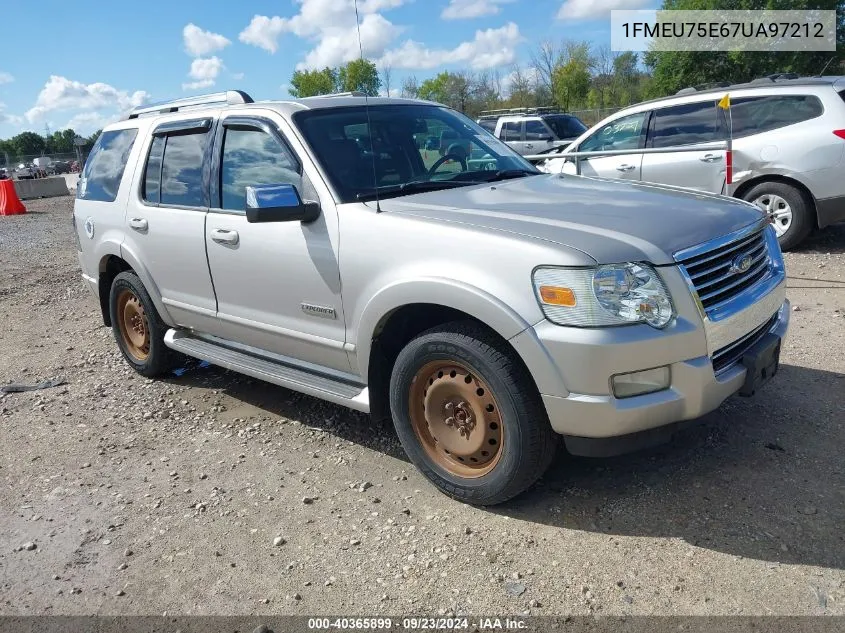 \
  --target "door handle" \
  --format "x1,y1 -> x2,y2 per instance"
211,228 -> 239,245
616,164 -> 635,172
699,153 -> 722,163
128,218 -> 148,231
